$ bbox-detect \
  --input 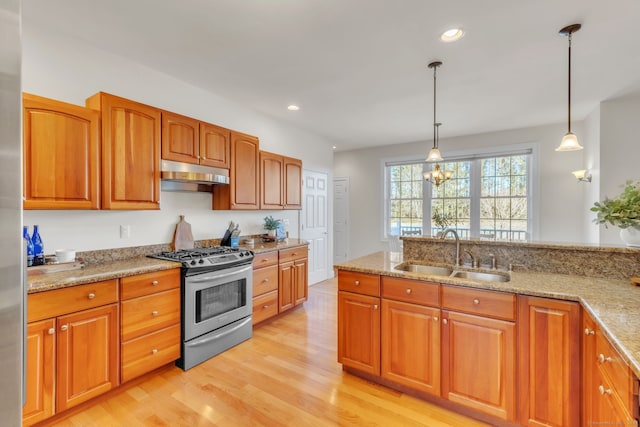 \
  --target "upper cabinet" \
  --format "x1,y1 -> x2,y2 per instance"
87,92 -> 161,210
161,111 -> 230,169
213,131 -> 259,210
23,93 -> 100,210
260,151 -> 302,210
